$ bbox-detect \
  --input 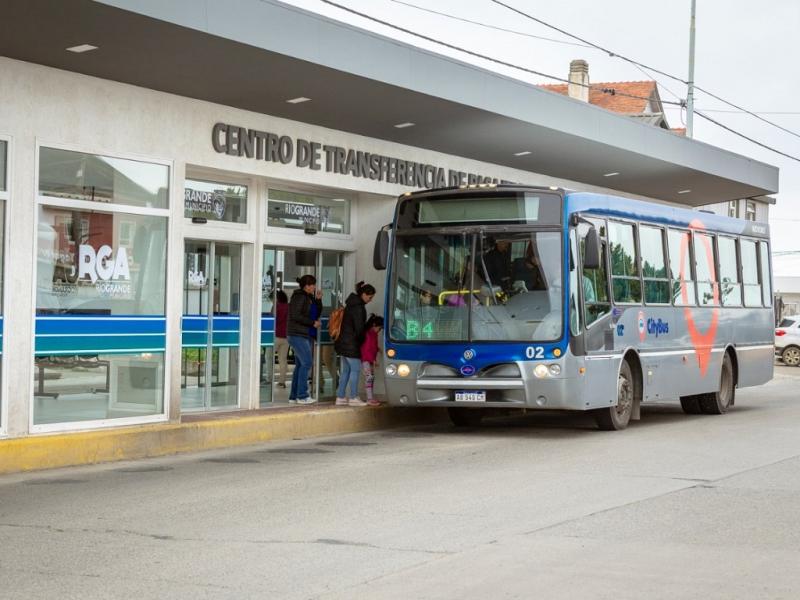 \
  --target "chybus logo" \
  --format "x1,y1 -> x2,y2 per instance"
646,318 -> 669,337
